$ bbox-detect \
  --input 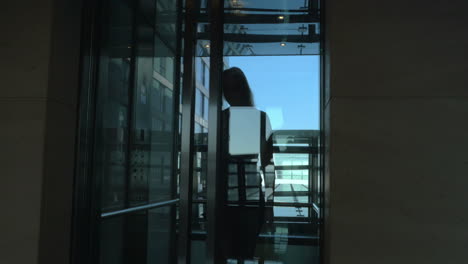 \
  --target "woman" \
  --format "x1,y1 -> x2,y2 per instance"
221,67 -> 273,260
